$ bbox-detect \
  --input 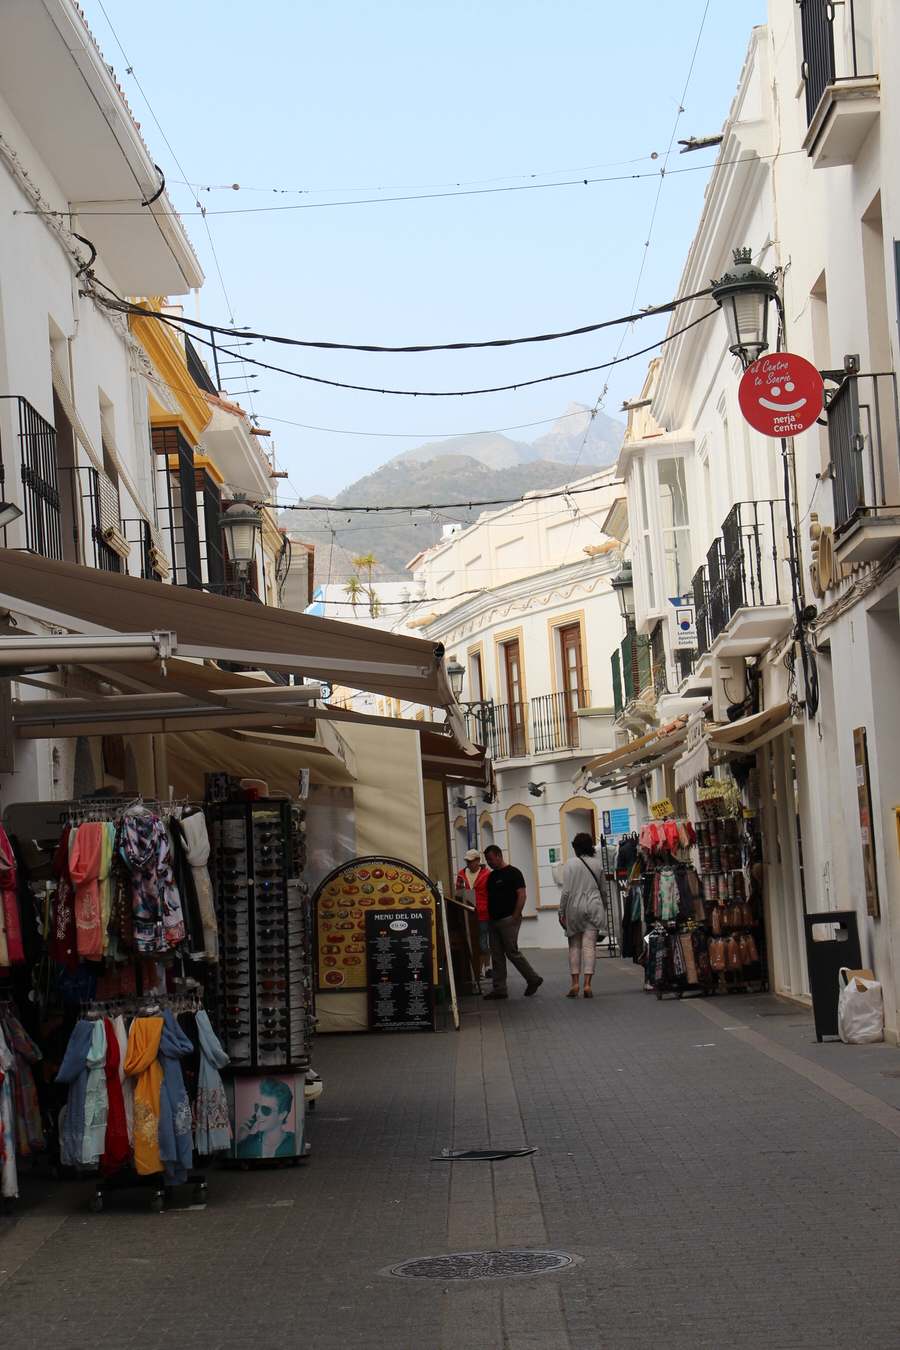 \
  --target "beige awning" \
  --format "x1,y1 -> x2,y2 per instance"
709,702 -> 793,754
419,728 -> 489,789
577,719 -> 689,788
0,548 -> 472,747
